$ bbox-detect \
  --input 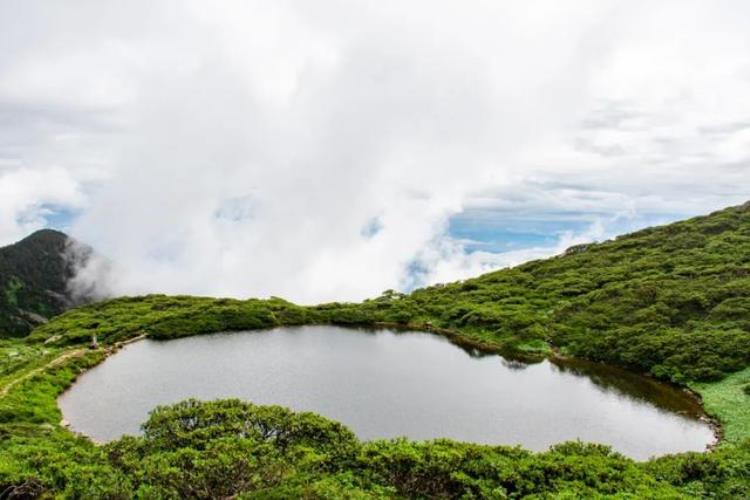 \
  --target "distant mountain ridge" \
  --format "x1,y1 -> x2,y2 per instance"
0,229 -> 96,337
